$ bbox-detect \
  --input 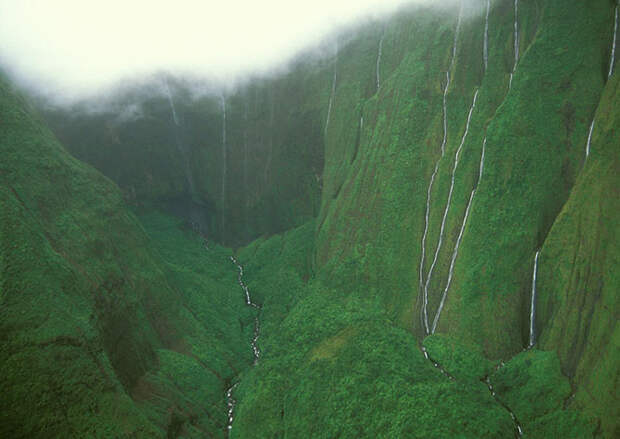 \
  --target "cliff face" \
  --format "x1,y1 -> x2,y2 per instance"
2,0 -> 618,437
